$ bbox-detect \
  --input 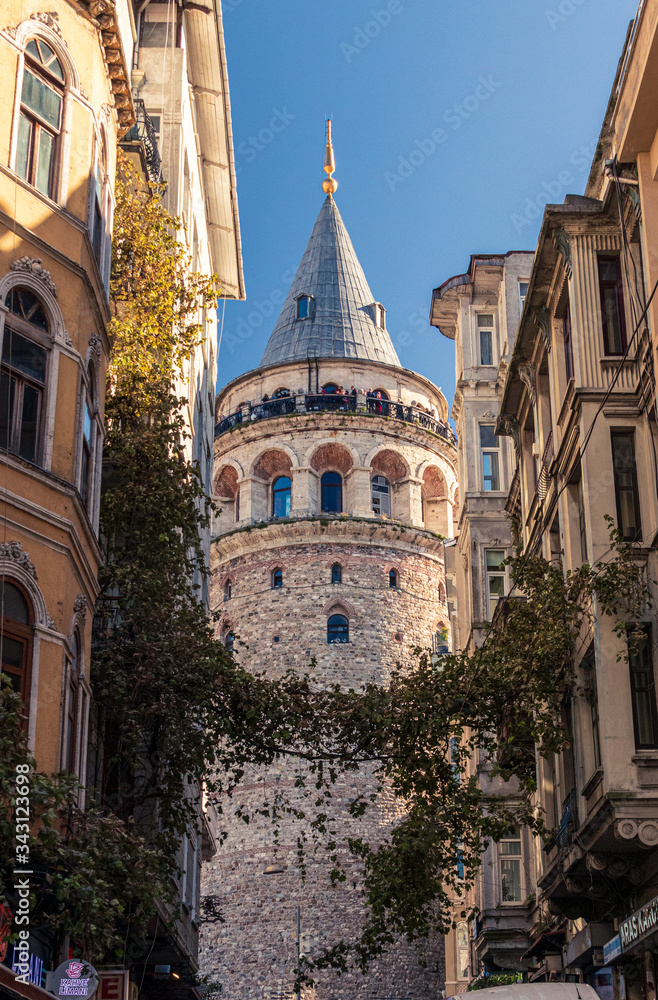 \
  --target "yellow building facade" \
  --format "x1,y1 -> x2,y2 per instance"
0,0 -> 126,822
